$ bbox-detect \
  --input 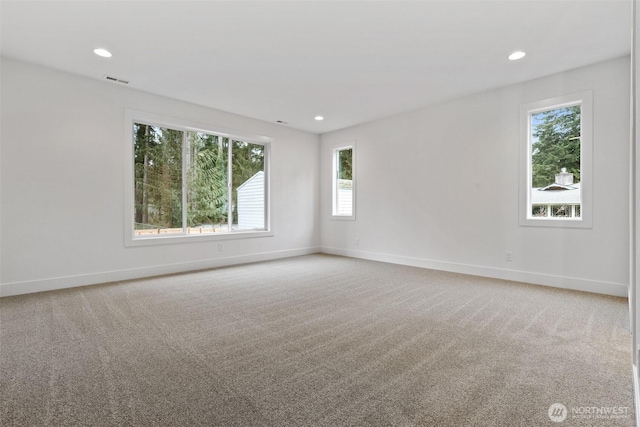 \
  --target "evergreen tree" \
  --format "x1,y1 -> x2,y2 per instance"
134,125 -> 266,230
133,124 -> 182,229
186,133 -> 228,226
338,148 -> 353,180
531,105 -> 581,188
